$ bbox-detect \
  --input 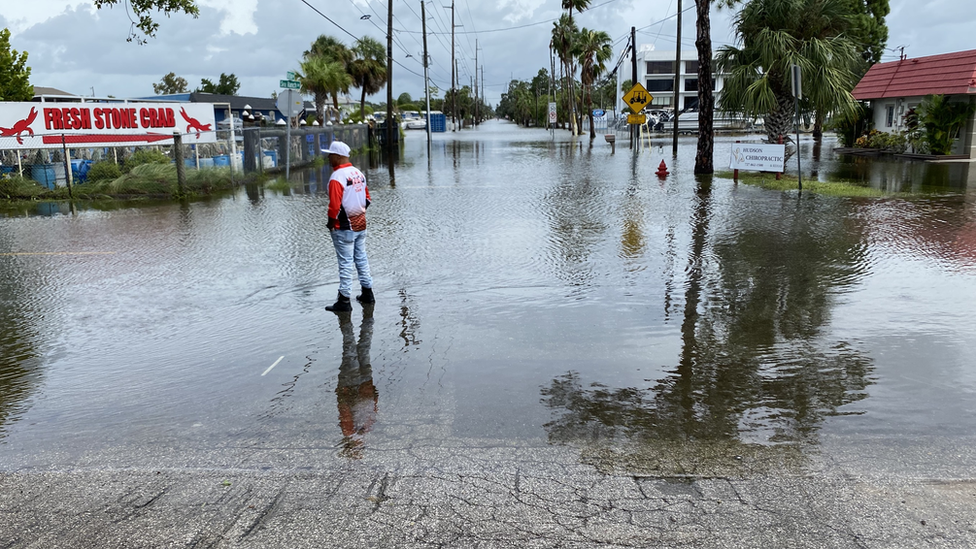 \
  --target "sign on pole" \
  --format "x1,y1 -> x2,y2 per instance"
275,89 -> 304,117
730,143 -> 786,172
622,83 -> 652,112
286,71 -> 297,80
627,114 -> 646,125
280,79 -> 301,90
791,65 -> 802,99
275,89 -> 304,181
548,102 -> 557,124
